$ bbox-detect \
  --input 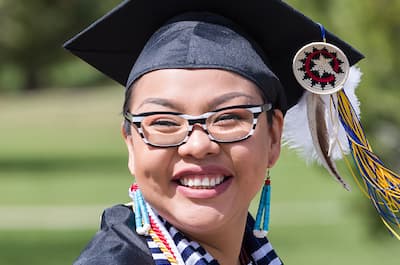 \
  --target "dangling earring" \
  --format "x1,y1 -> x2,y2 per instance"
253,169 -> 272,238
129,183 -> 151,235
